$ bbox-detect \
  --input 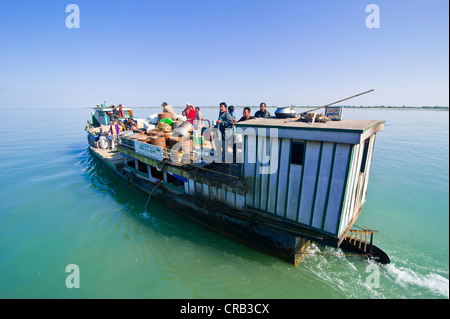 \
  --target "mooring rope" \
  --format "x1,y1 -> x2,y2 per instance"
144,182 -> 161,213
